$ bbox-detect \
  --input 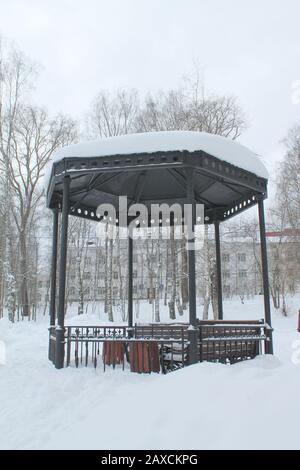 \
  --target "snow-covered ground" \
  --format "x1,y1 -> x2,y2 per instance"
1,296 -> 300,450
